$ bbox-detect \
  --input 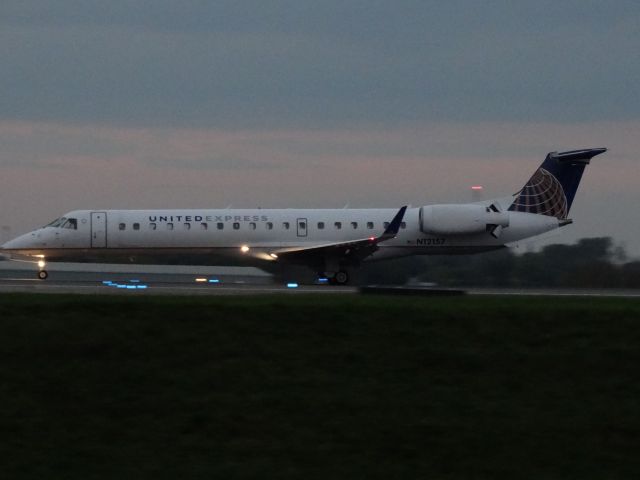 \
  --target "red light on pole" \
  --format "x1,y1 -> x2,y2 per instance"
471,185 -> 484,202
